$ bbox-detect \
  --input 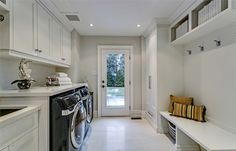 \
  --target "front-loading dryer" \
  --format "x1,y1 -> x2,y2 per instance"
75,86 -> 93,136
50,90 -> 86,151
